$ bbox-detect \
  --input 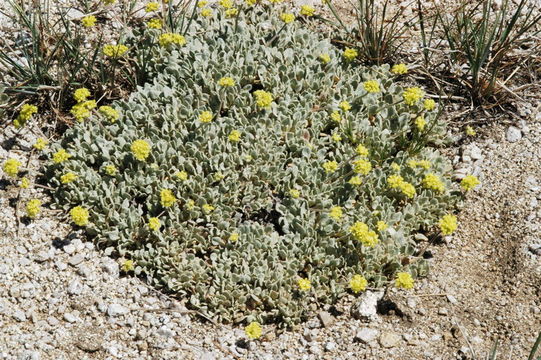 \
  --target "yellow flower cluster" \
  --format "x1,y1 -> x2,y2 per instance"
70,206 -> 89,226
319,53 -> 330,64
158,33 -> 186,47
356,144 -> 369,157
176,171 -> 188,180
105,165 -> 117,175
52,149 -> 71,164
145,2 -> 159,12
343,48 -> 358,61
348,176 -> 362,186
407,159 -> 431,169
253,90 -> 273,109
245,322 -> 262,340
228,130 -> 241,142
352,158 -> 371,175
465,126 -> 476,136
329,206 -> 343,220
74,88 -> 91,102
280,13 -> 295,23
218,77 -> 235,87
148,217 -> 161,231
323,160 -> 338,174
103,44 -> 129,58
395,272 -> 414,289
197,0 -> 208,7
34,137 -> 48,150
330,111 -> 341,123
422,173 -> 445,193
19,177 -> 30,189
3,158 -> 22,177
160,189 -> 177,207
229,232 -> 239,242
439,214 -> 457,235
199,111 -> 213,123
297,278 -> 311,291
415,116 -> 426,131
98,106 -> 120,122
403,87 -> 424,106
131,140 -> 151,161
60,172 -> 78,184
26,199 -> 42,218
376,220 -> 388,231
201,8 -> 212,17
423,98 -> 436,111
203,204 -> 215,213
300,5 -> 315,16
289,189 -> 300,198
363,80 -> 380,93
81,15 -> 97,28
147,18 -> 163,29
349,221 -> 379,247
460,175 -> 479,191
349,274 -> 367,293
219,0 -> 233,8
391,63 -> 408,75
70,88 -> 96,122
387,174 -> 416,198
339,101 -> 351,112
121,260 -> 135,272
225,8 -> 238,17
14,104 -> 38,128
